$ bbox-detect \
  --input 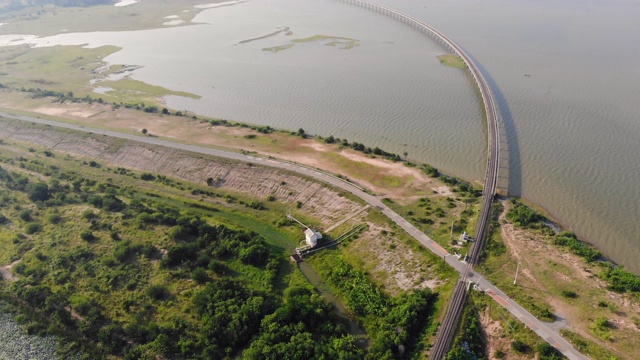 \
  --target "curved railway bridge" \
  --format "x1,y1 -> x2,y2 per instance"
334,0 -> 500,357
